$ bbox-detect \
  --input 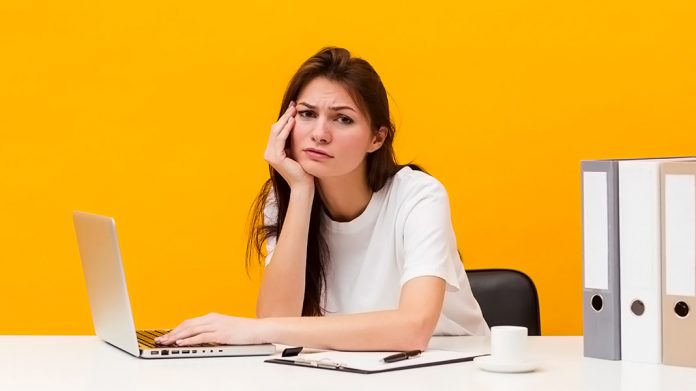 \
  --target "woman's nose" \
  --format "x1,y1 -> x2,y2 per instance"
311,120 -> 331,144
